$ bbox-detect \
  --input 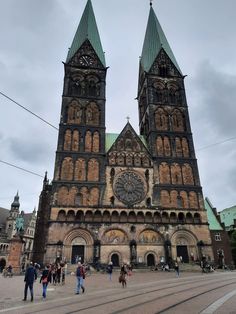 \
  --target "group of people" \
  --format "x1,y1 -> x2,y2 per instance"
106,261 -> 133,287
2,264 -> 13,277
22,258 -> 179,302
23,262 -> 67,301
150,259 -> 180,277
